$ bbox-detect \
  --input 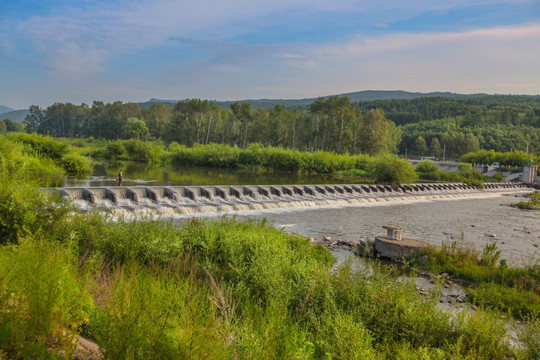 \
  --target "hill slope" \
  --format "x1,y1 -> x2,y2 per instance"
143,90 -> 494,110
0,109 -> 30,123
0,105 -> 14,115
